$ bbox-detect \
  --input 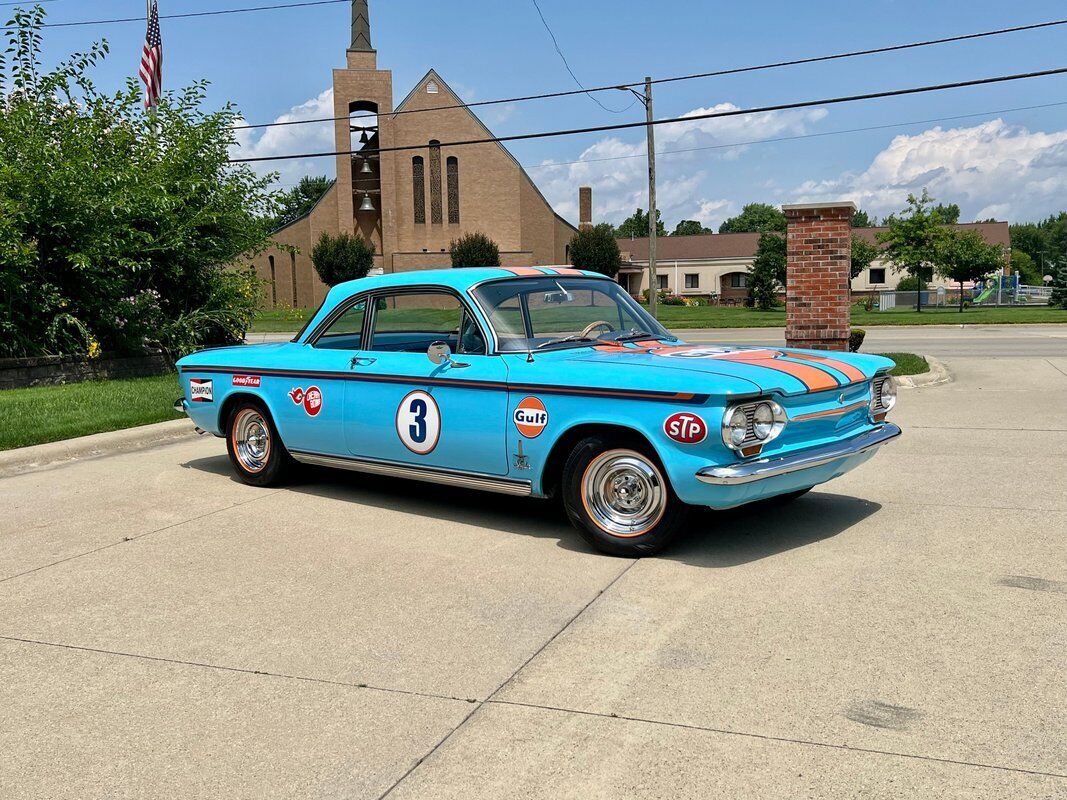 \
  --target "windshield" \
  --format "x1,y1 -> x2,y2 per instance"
472,277 -> 674,352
